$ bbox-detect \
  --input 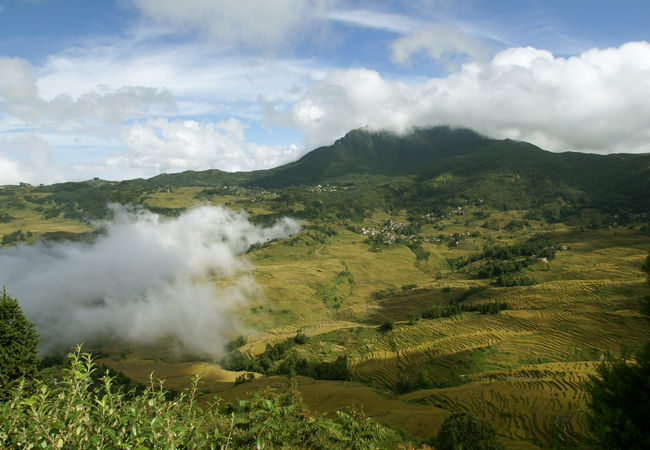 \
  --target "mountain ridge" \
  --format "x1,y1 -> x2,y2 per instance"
226,126 -> 649,212
14,126 -> 650,219
145,125 -> 649,190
